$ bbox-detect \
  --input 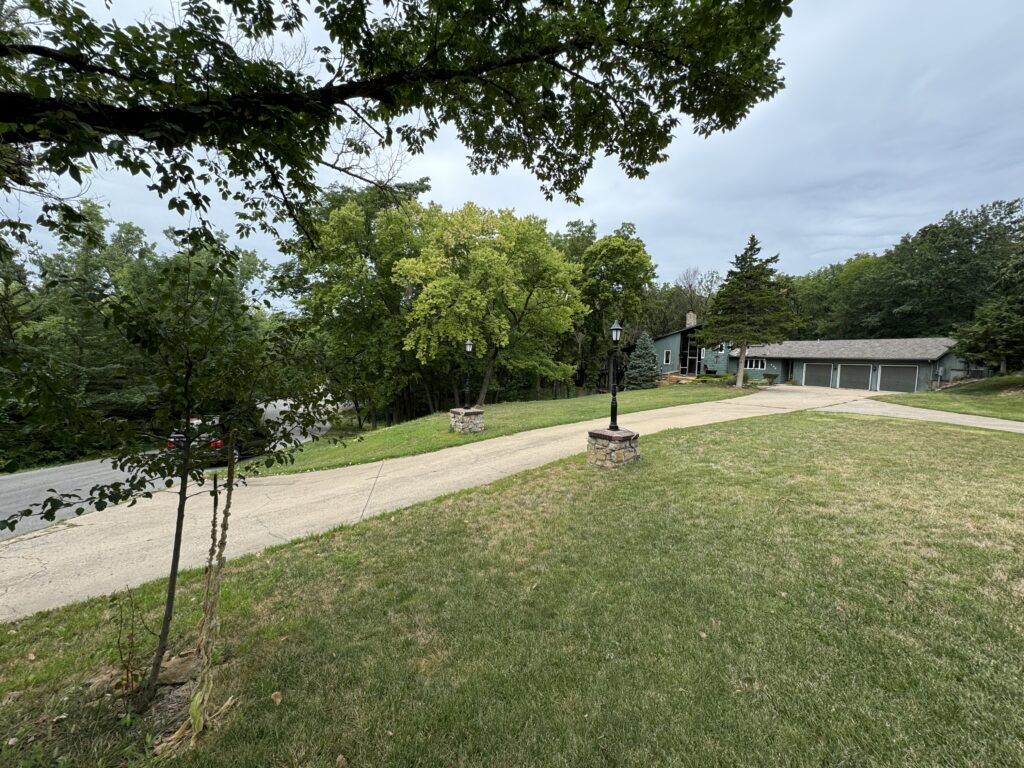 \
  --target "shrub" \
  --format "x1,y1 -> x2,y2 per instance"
696,373 -> 735,386
763,372 -> 779,385
623,333 -> 660,389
